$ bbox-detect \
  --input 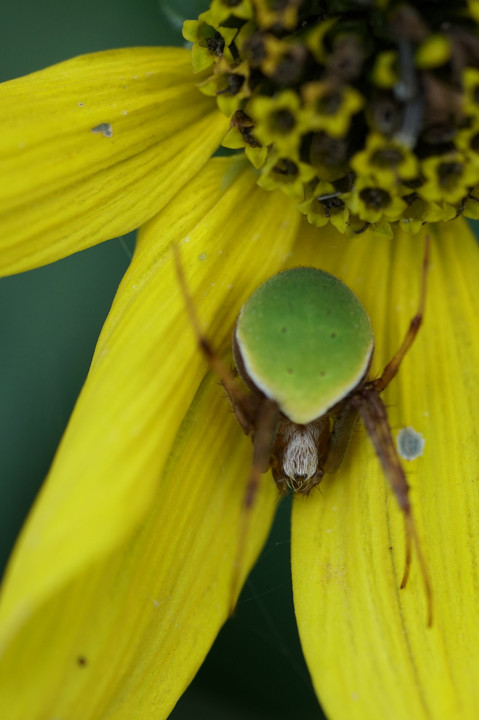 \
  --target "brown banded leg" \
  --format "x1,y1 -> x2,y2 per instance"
349,387 -> 432,626
347,237 -> 433,625
374,233 -> 430,393
173,245 -> 280,613
230,397 -> 280,614
324,236 -> 429,476
173,244 -> 258,434
325,402 -> 360,474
